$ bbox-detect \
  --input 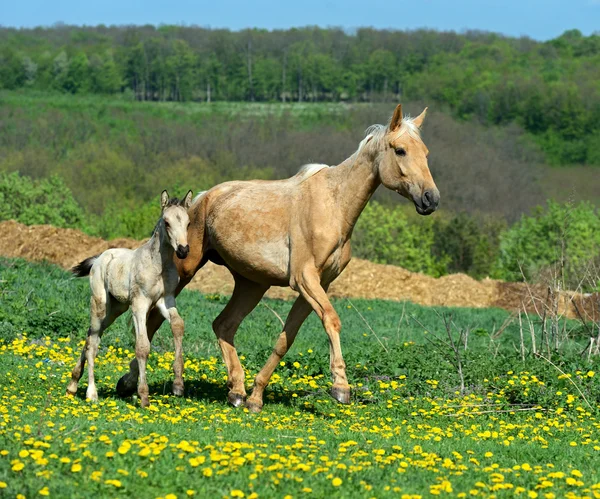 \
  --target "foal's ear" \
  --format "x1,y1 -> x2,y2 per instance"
182,190 -> 193,210
413,107 -> 428,128
389,104 -> 403,132
160,190 -> 169,210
